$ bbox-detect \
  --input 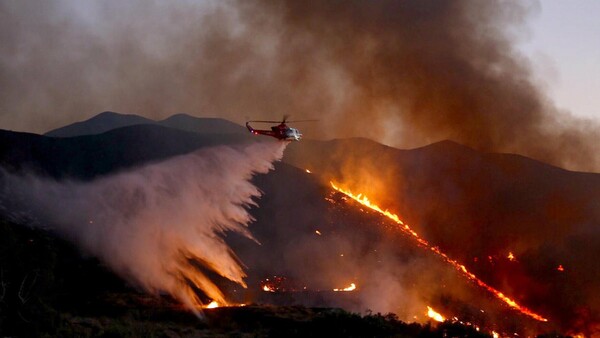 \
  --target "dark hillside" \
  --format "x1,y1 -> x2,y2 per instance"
2,125 -> 253,180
